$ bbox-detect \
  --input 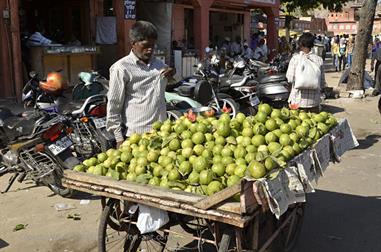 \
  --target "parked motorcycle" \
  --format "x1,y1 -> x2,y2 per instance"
167,60 -> 240,118
0,109 -> 79,196
225,57 -> 290,109
216,57 -> 260,115
22,71 -> 114,158
69,71 -> 114,157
